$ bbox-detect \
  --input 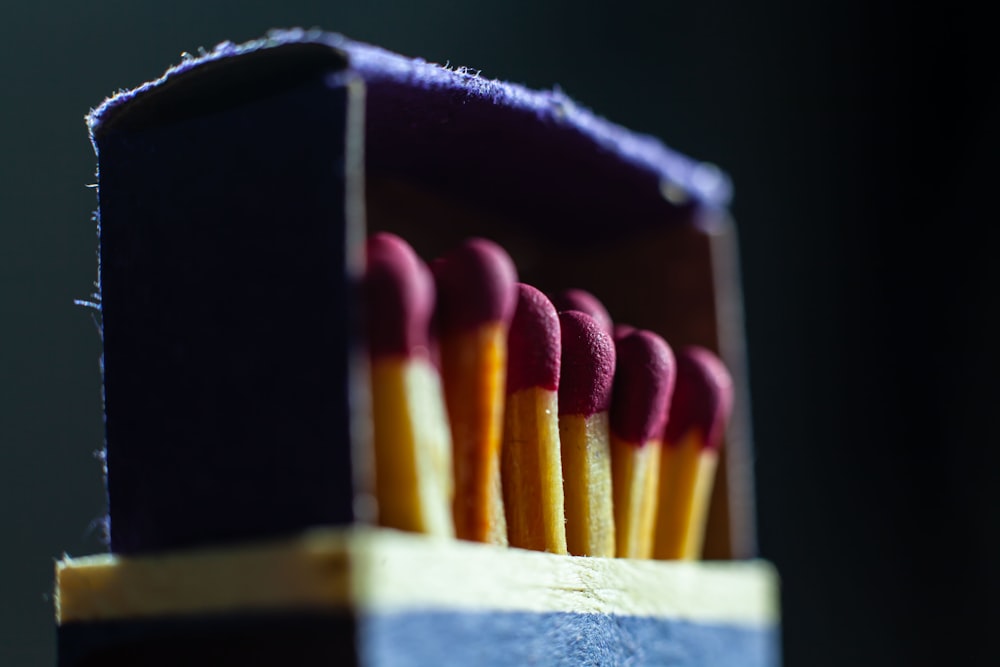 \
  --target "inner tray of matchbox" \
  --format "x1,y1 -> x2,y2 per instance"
364,173 -> 743,559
